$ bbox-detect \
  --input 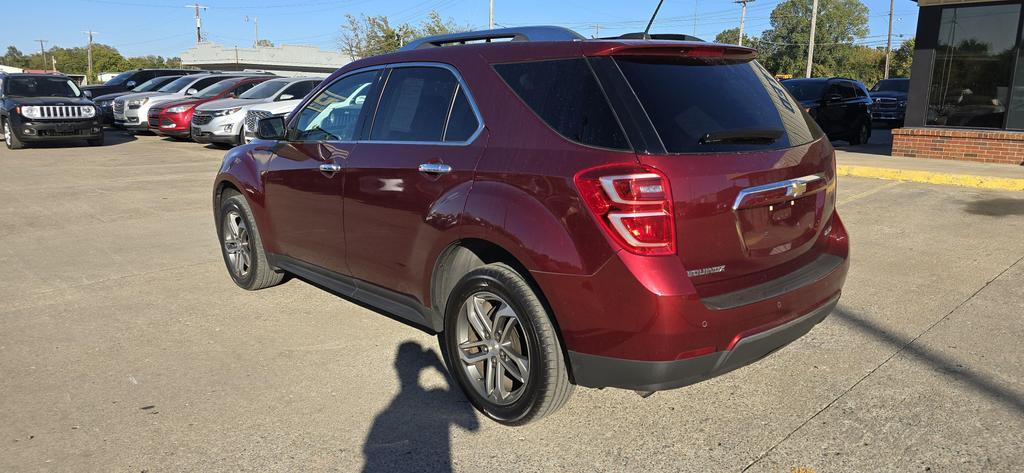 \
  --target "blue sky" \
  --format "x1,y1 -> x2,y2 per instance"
4,0 -> 919,58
